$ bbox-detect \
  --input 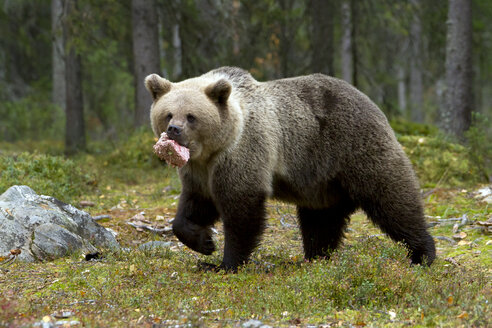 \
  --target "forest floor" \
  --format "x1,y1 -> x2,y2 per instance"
0,136 -> 491,327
